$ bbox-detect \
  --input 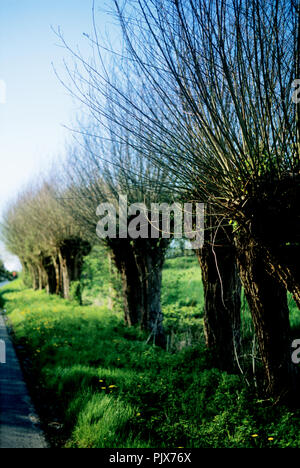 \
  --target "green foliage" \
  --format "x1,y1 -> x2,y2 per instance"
0,258 -> 6,280
0,257 -> 14,281
1,279 -> 299,448
20,269 -> 33,288
161,256 -> 204,349
69,281 -> 82,305
165,240 -> 195,259
80,245 -> 122,310
162,256 -> 203,309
